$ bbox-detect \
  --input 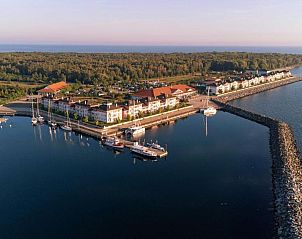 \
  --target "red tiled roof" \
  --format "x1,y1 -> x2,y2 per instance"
133,84 -> 195,98
38,81 -> 68,93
